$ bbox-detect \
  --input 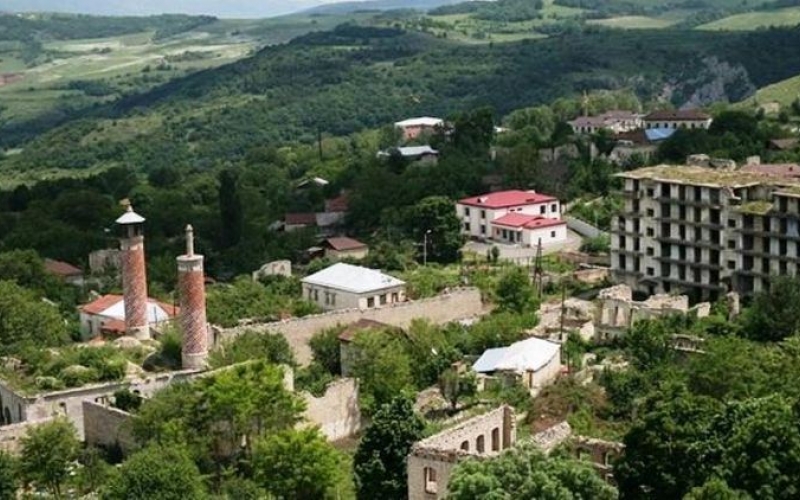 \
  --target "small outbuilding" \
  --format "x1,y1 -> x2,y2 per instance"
301,263 -> 406,311
473,337 -> 561,394
321,237 -> 369,260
